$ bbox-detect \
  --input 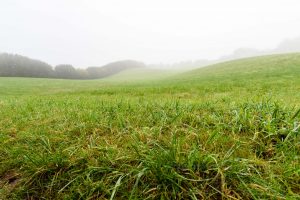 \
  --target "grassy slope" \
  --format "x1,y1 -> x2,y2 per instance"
168,53 -> 300,104
0,54 -> 300,199
104,68 -> 180,82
